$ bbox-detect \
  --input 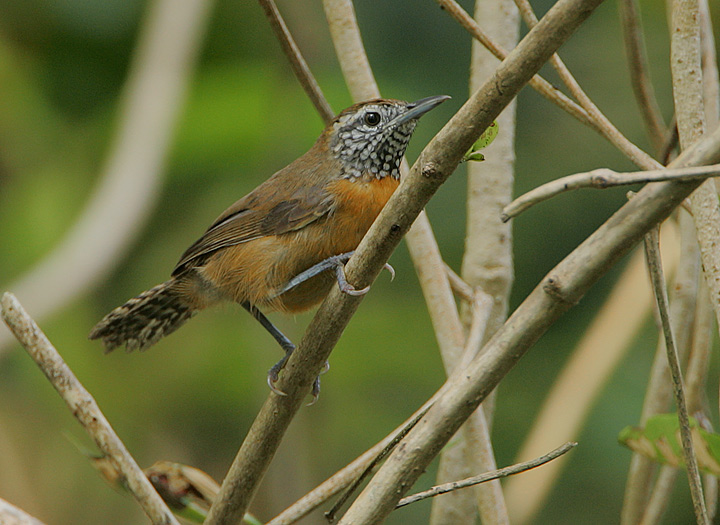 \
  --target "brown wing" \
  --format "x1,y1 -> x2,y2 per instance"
172,183 -> 335,275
